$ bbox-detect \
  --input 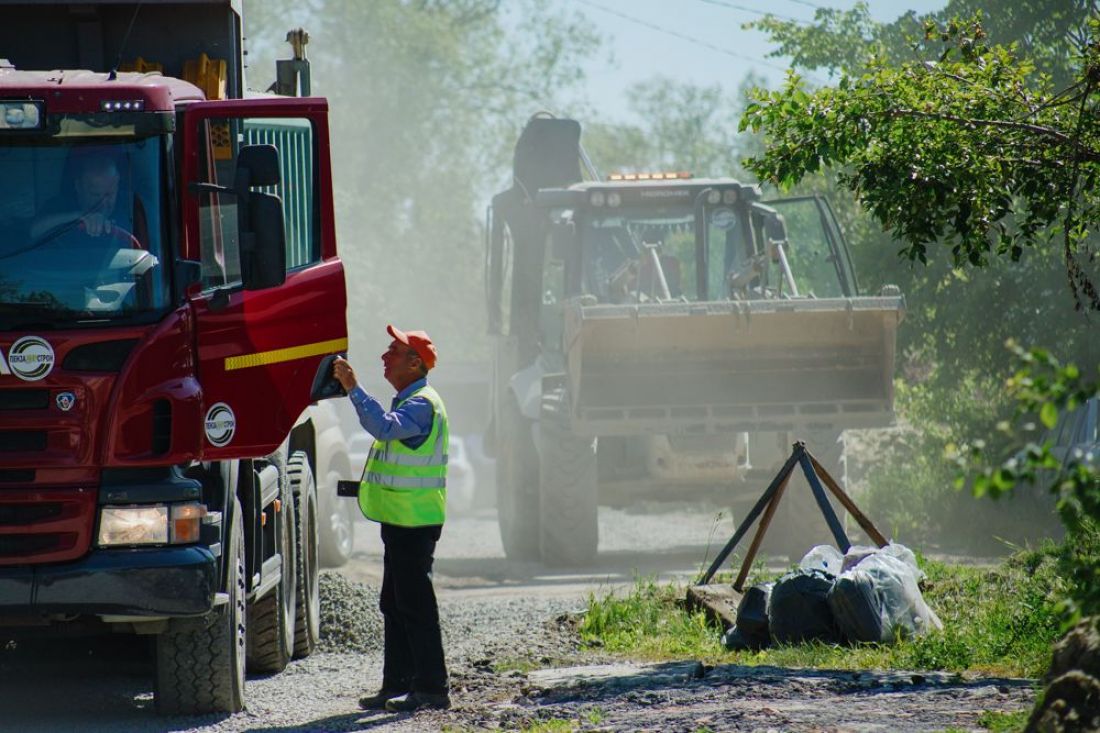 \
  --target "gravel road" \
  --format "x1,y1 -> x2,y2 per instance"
0,503 -> 1037,732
